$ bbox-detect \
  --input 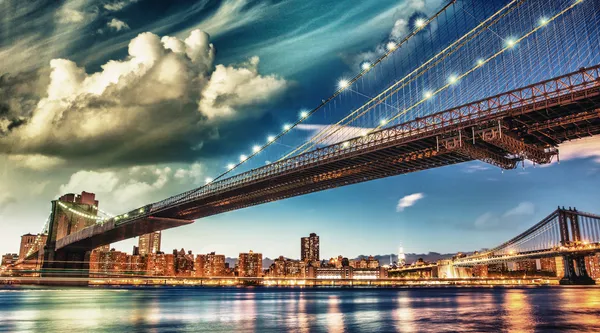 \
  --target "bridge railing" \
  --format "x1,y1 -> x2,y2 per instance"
146,66 -> 600,215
